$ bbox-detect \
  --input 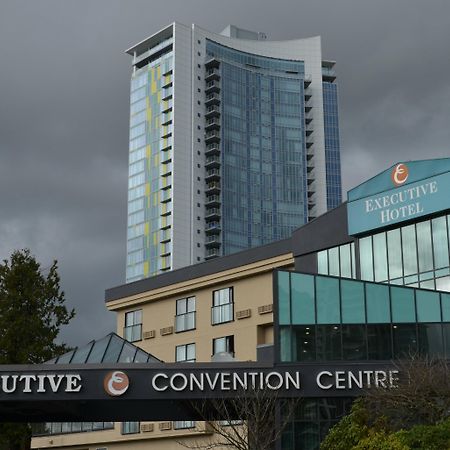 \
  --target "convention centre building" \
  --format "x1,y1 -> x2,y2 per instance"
19,157 -> 450,449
